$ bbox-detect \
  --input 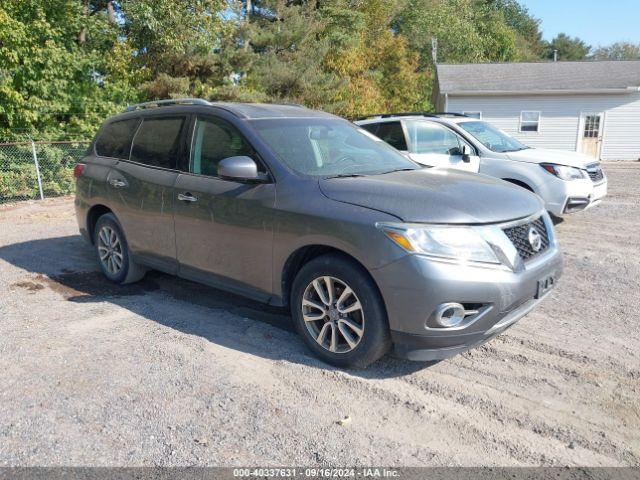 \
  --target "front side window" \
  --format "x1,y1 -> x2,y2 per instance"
405,121 -> 466,155
250,118 -> 418,177
360,122 -> 408,151
95,118 -> 140,159
190,117 -> 257,177
520,111 -> 540,132
130,117 -> 185,169
458,121 -> 528,153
